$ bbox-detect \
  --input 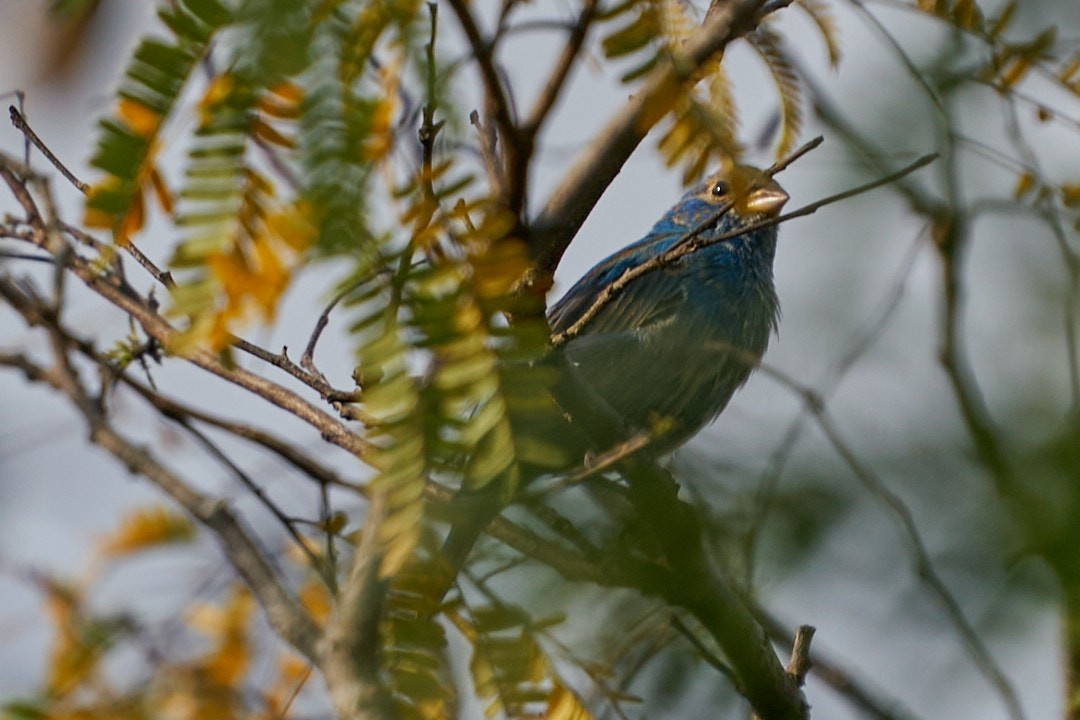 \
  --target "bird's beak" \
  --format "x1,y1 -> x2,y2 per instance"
744,183 -> 790,217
